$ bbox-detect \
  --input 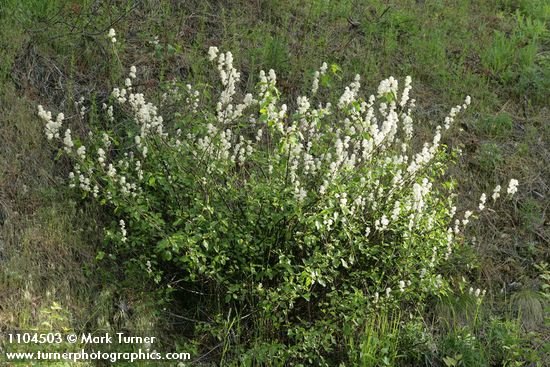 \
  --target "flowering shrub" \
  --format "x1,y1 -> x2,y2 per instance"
39,36 -> 518,363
